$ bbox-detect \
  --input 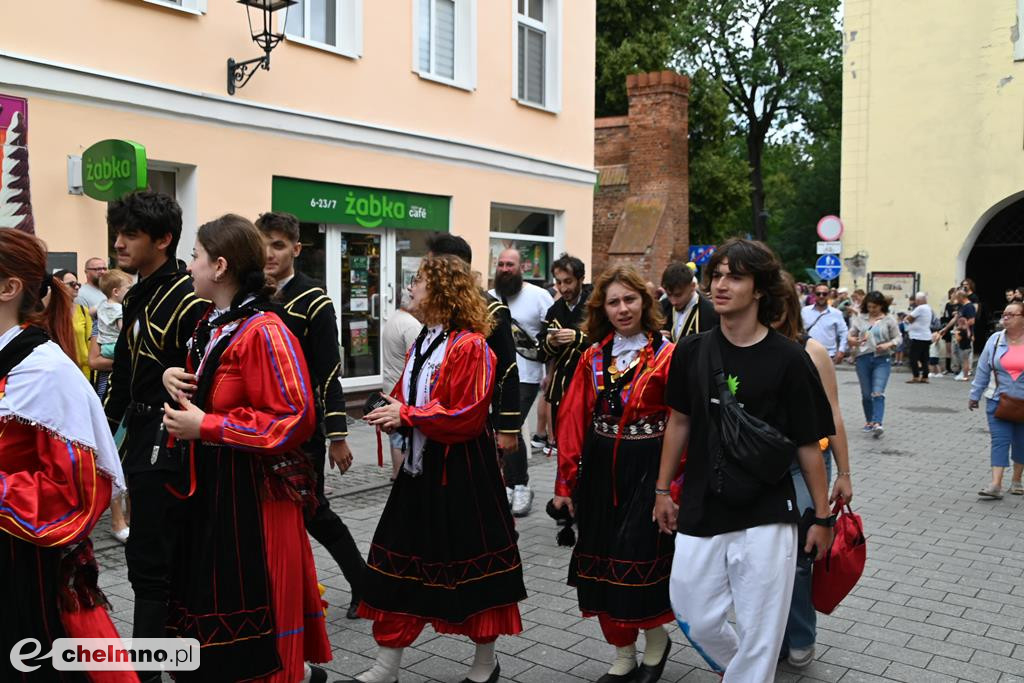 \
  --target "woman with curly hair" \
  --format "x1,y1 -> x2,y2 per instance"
553,264 -> 677,683
354,254 -> 527,683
